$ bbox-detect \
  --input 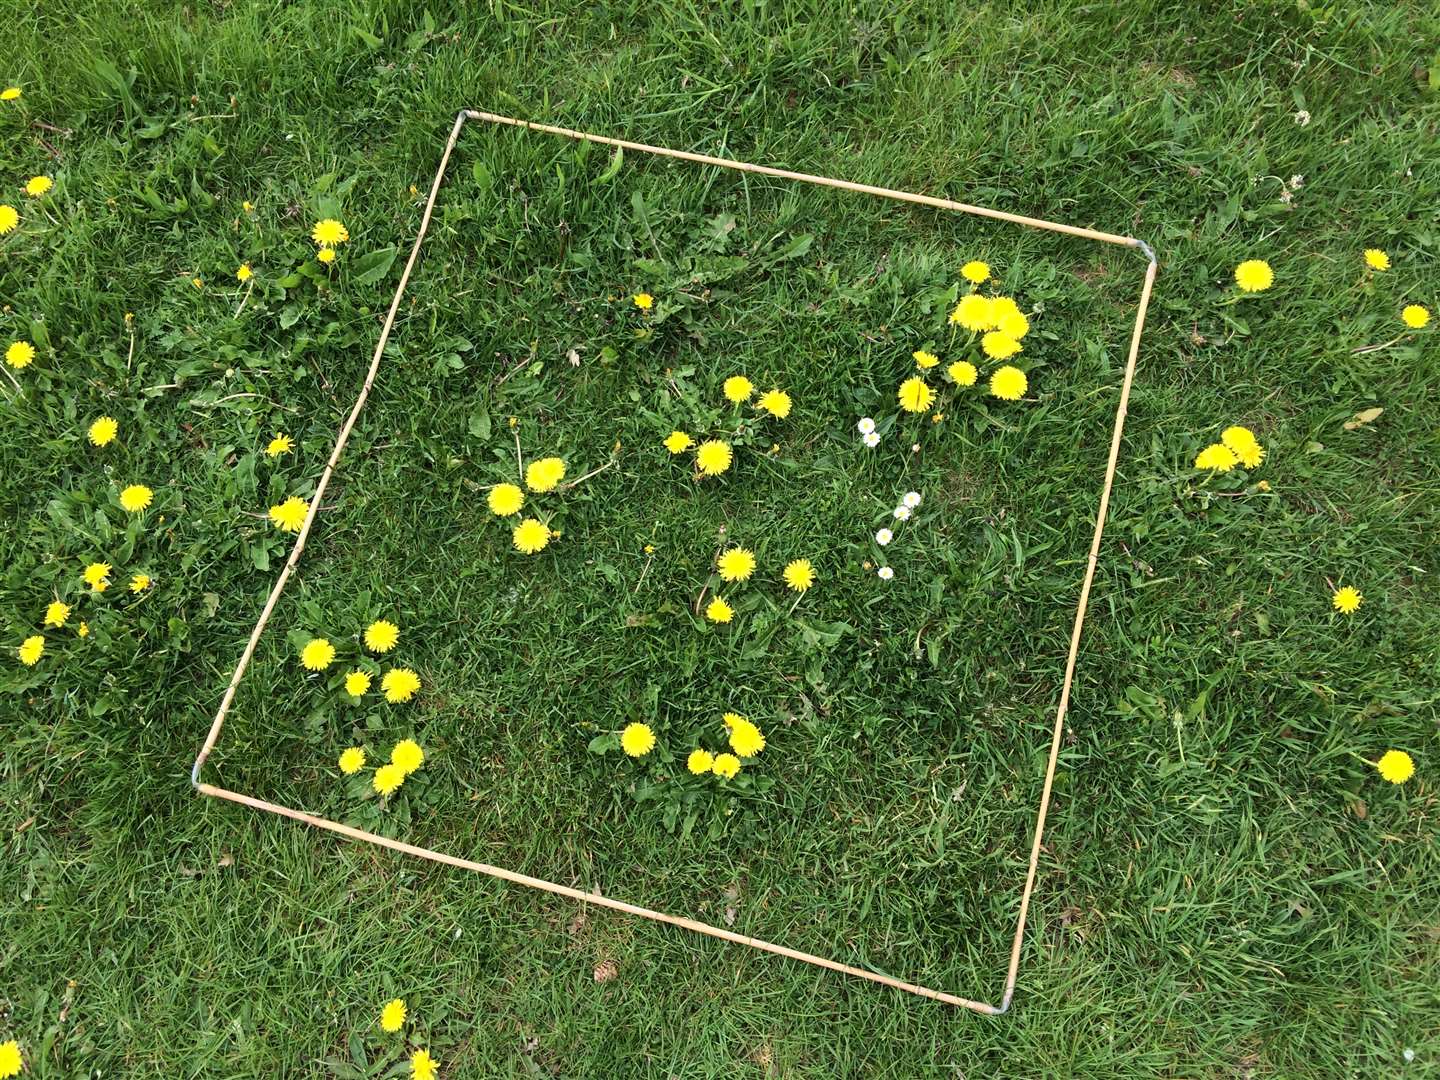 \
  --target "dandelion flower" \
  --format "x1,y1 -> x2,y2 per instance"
339,746 -> 366,774
1234,259 -> 1273,292
382,668 -> 421,703
262,434 -> 292,460
1363,249 -> 1389,271
712,752 -> 741,780
897,377 -> 934,414
757,389 -> 792,419
1402,304 -> 1430,329
995,308 -> 1029,340
6,340 -> 35,369
44,601 -> 71,628
632,292 -> 654,310
83,562 -> 112,591
695,440 -> 733,476
961,260 -> 991,284
1376,750 -> 1414,785
129,573 -> 151,593
982,331 -> 1022,361
192,277 -> 204,289
364,620 -> 400,653
986,366 -> 1027,402
0,86 -> 19,100
301,638 -> 336,671
391,739 -> 424,775
120,484 -> 154,512
783,558 -> 816,593
317,247 -> 336,264
1194,443 -> 1238,472
913,350 -> 939,370
487,482 -> 524,516
373,763 -> 405,797
242,200 -> 254,212
344,671 -> 371,697
311,219 -> 349,247
857,417 -> 876,435
525,456 -> 566,492
1221,426 -> 1258,453
269,496 -> 309,532
512,517 -> 551,554
621,721 -> 656,757
862,431 -> 880,448
24,175 -> 52,197
705,597 -> 734,624
410,1048 -> 437,1080
0,205 -> 18,235
875,528 -> 893,546
237,263 -> 253,282
1332,586 -> 1362,614
663,431 -> 693,454
80,416 -> 117,448
903,491 -> 922,509
949,293 -> 994,331
947,360 -> 977,387
0,1039 -> 22,1078
717,547 -> 756,582
18,635 -> 44,666
687,748 -> 715,775
877,566 -> 894,581
77,622 -> 89,638
892,505 -> 912,521
723,375 -> 754,403
380,998 -> 407,1032
728,718 -> 766,758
